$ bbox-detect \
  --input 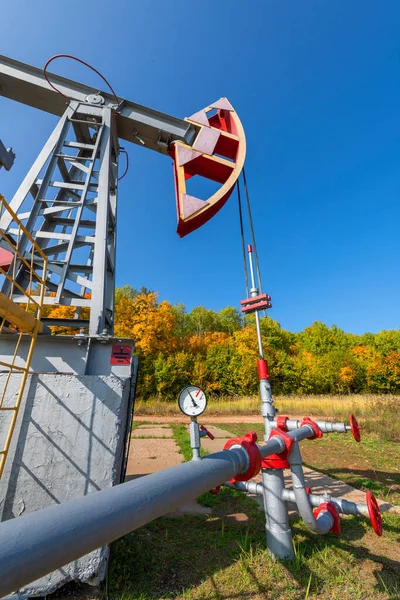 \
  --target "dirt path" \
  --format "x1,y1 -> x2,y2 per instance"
133,414 -> 314,424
